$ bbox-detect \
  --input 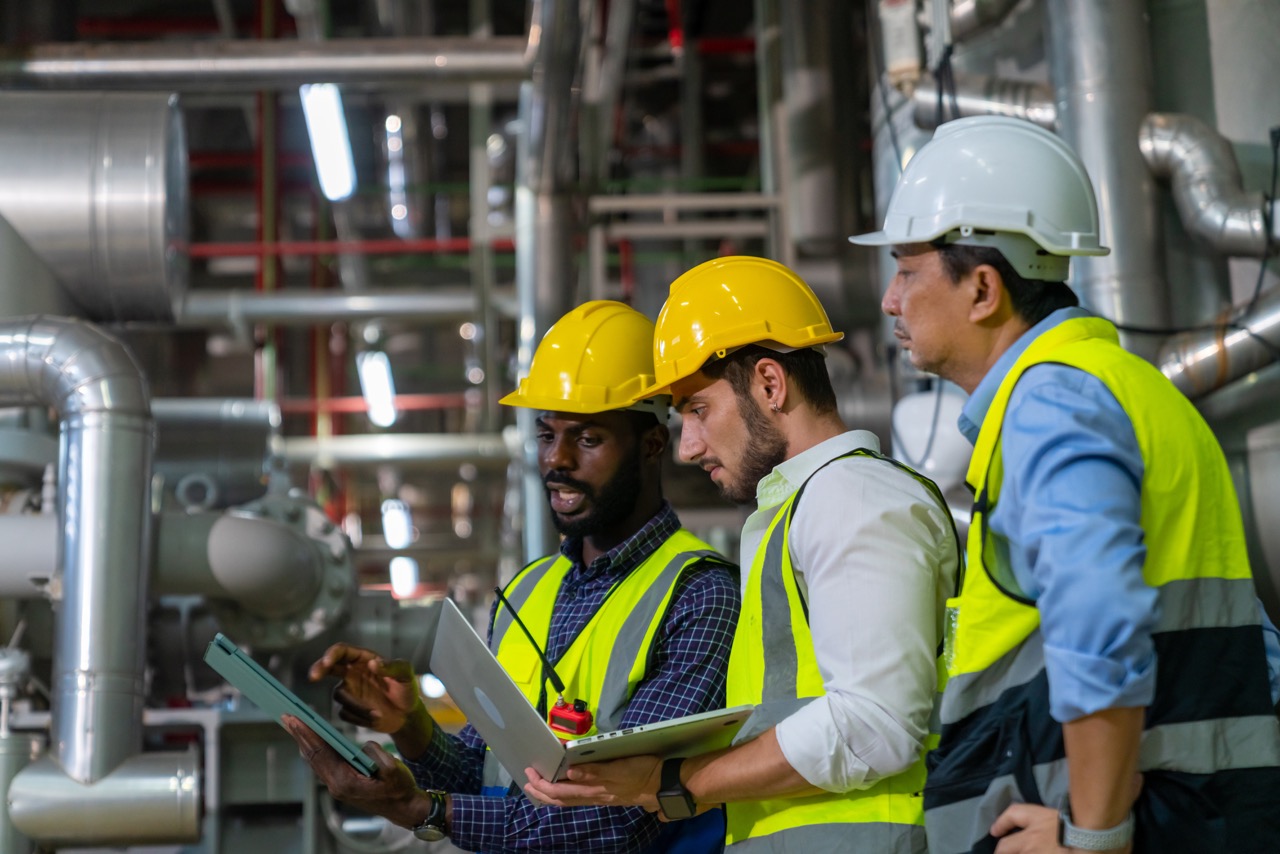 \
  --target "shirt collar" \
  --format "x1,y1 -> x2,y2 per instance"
957,306 -> 1092,444
755,430 -> 882,510
558,500 -> 681,576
